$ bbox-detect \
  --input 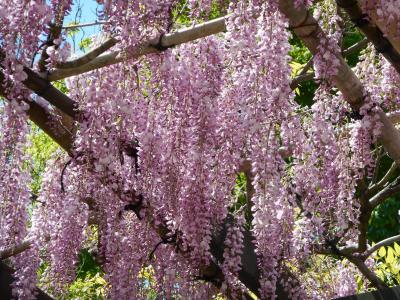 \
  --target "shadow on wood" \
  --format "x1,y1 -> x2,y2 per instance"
0,262 -> 53,300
